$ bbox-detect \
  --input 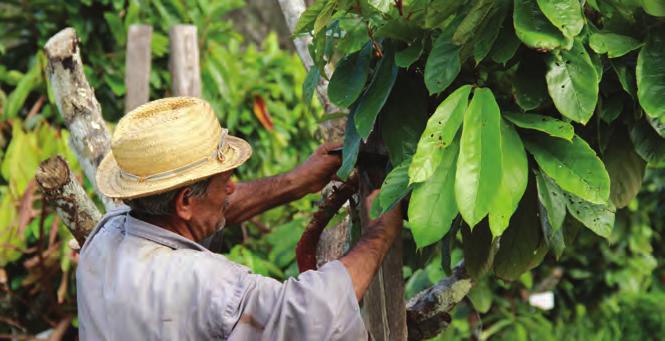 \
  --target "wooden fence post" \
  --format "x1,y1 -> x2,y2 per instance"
124,24 -> 153,113
169,25 -> 201,97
